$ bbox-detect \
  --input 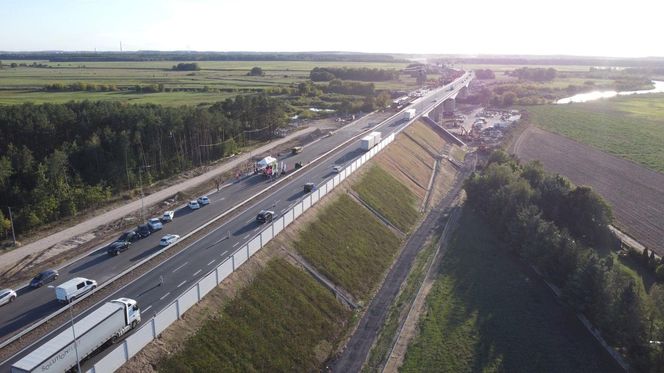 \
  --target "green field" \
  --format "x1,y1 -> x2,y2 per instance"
159,258 -> 351,372
0,60 -> 412,106
293,194 -> 401,300
527,94 -> 664,173
353,165 -> 420,232
400,211 -> 620,373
